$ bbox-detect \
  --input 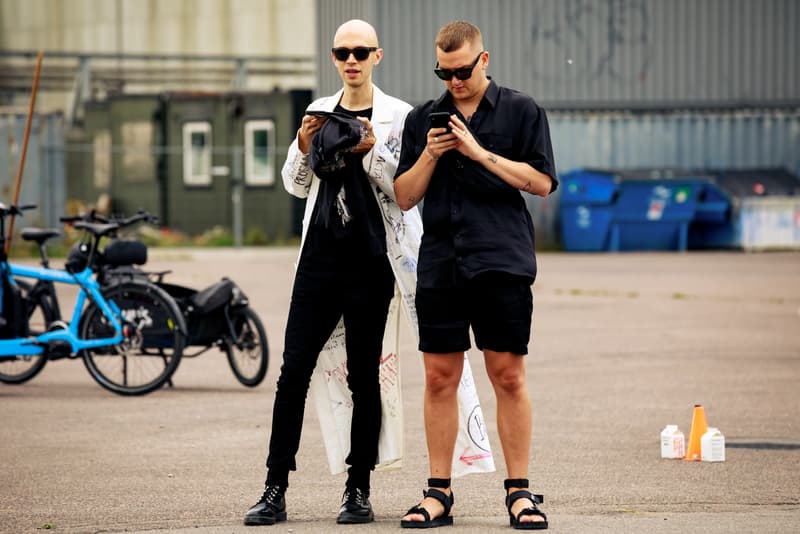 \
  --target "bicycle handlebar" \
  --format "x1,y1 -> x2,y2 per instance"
0,203 -> 37,217
60,209 -> 159,228
118,210 -> 159,227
